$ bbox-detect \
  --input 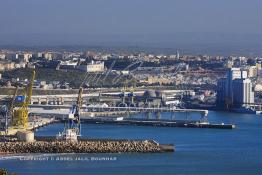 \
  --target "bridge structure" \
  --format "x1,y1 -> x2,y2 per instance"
29,104 -> 209,122
85,106 -> 208,122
